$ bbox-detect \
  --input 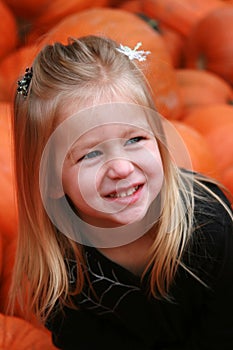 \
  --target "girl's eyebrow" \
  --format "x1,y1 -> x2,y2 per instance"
69,124 -> 152,155
69,135 -> 103,155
